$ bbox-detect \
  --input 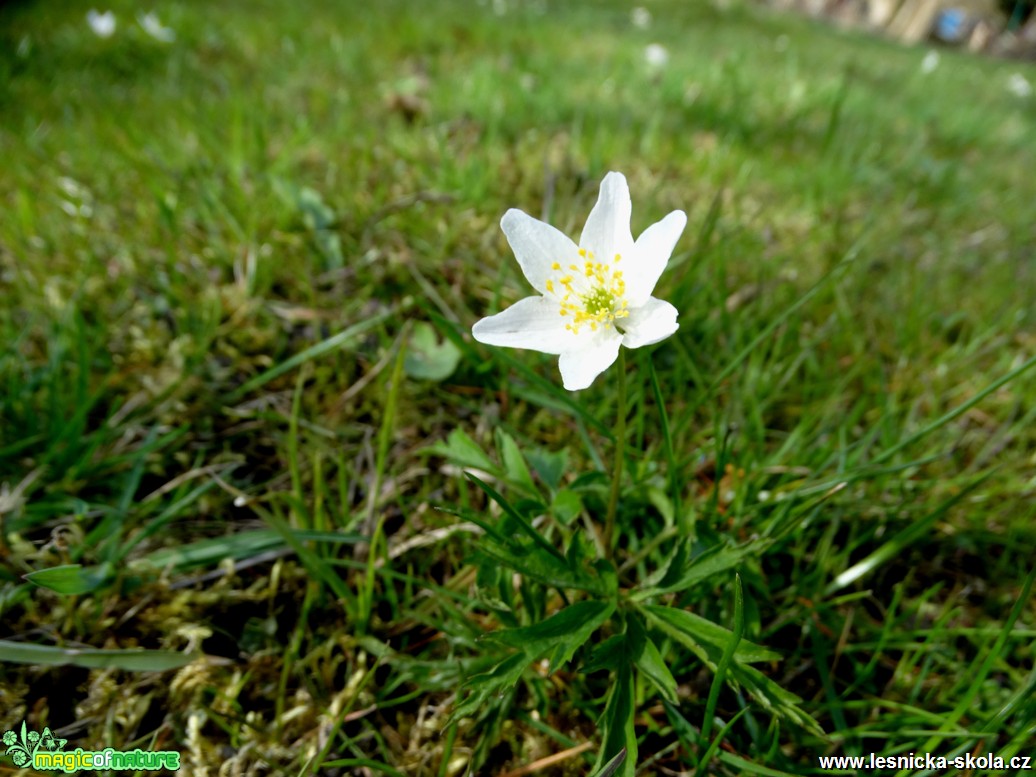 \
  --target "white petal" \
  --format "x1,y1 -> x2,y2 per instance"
621,297 -> 679,349
472,295 -> 580,354
558,331 -> 623,390
501,209 -> 579,294
626,210 -> 687,306
580,172 -> 634,263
